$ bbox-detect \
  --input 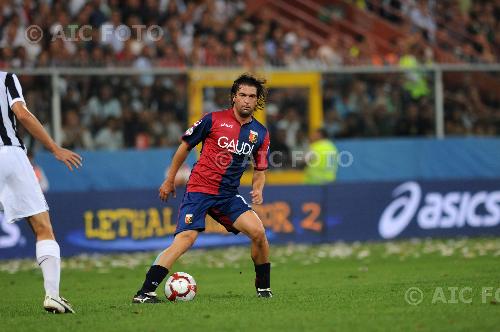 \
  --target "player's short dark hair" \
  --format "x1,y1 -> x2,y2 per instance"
231,73 -> 267,111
